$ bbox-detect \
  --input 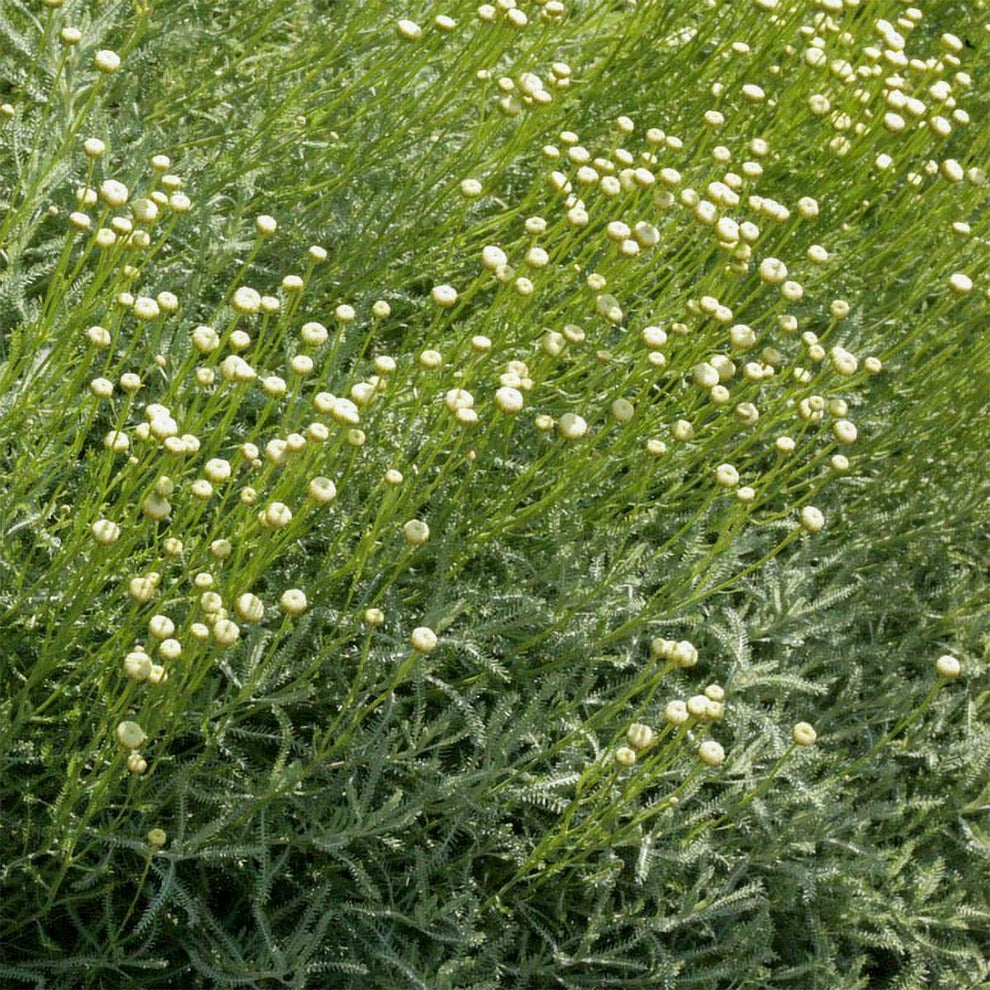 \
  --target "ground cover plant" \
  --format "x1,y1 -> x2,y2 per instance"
1,0 -> 988,986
